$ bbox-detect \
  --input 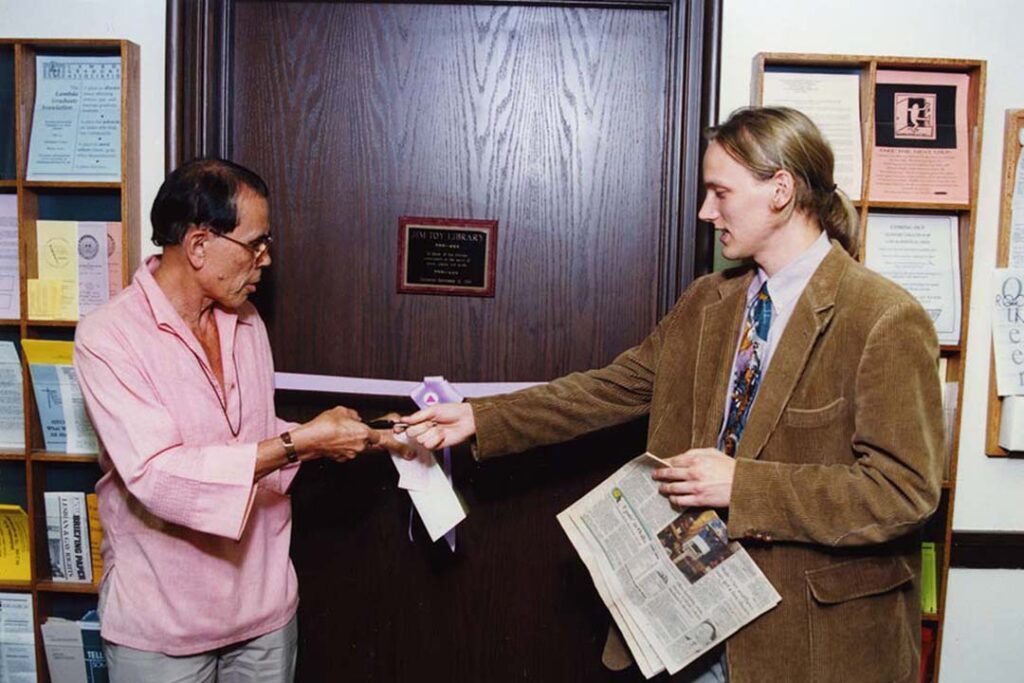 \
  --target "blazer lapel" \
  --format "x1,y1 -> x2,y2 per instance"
735,245 -> 850,461
693,272 -> 751,448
